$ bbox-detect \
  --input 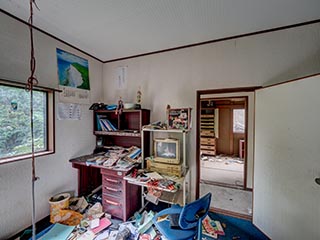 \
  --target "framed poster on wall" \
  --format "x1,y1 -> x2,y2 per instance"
56,48 -> 90,104
167,108 -> 192,130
